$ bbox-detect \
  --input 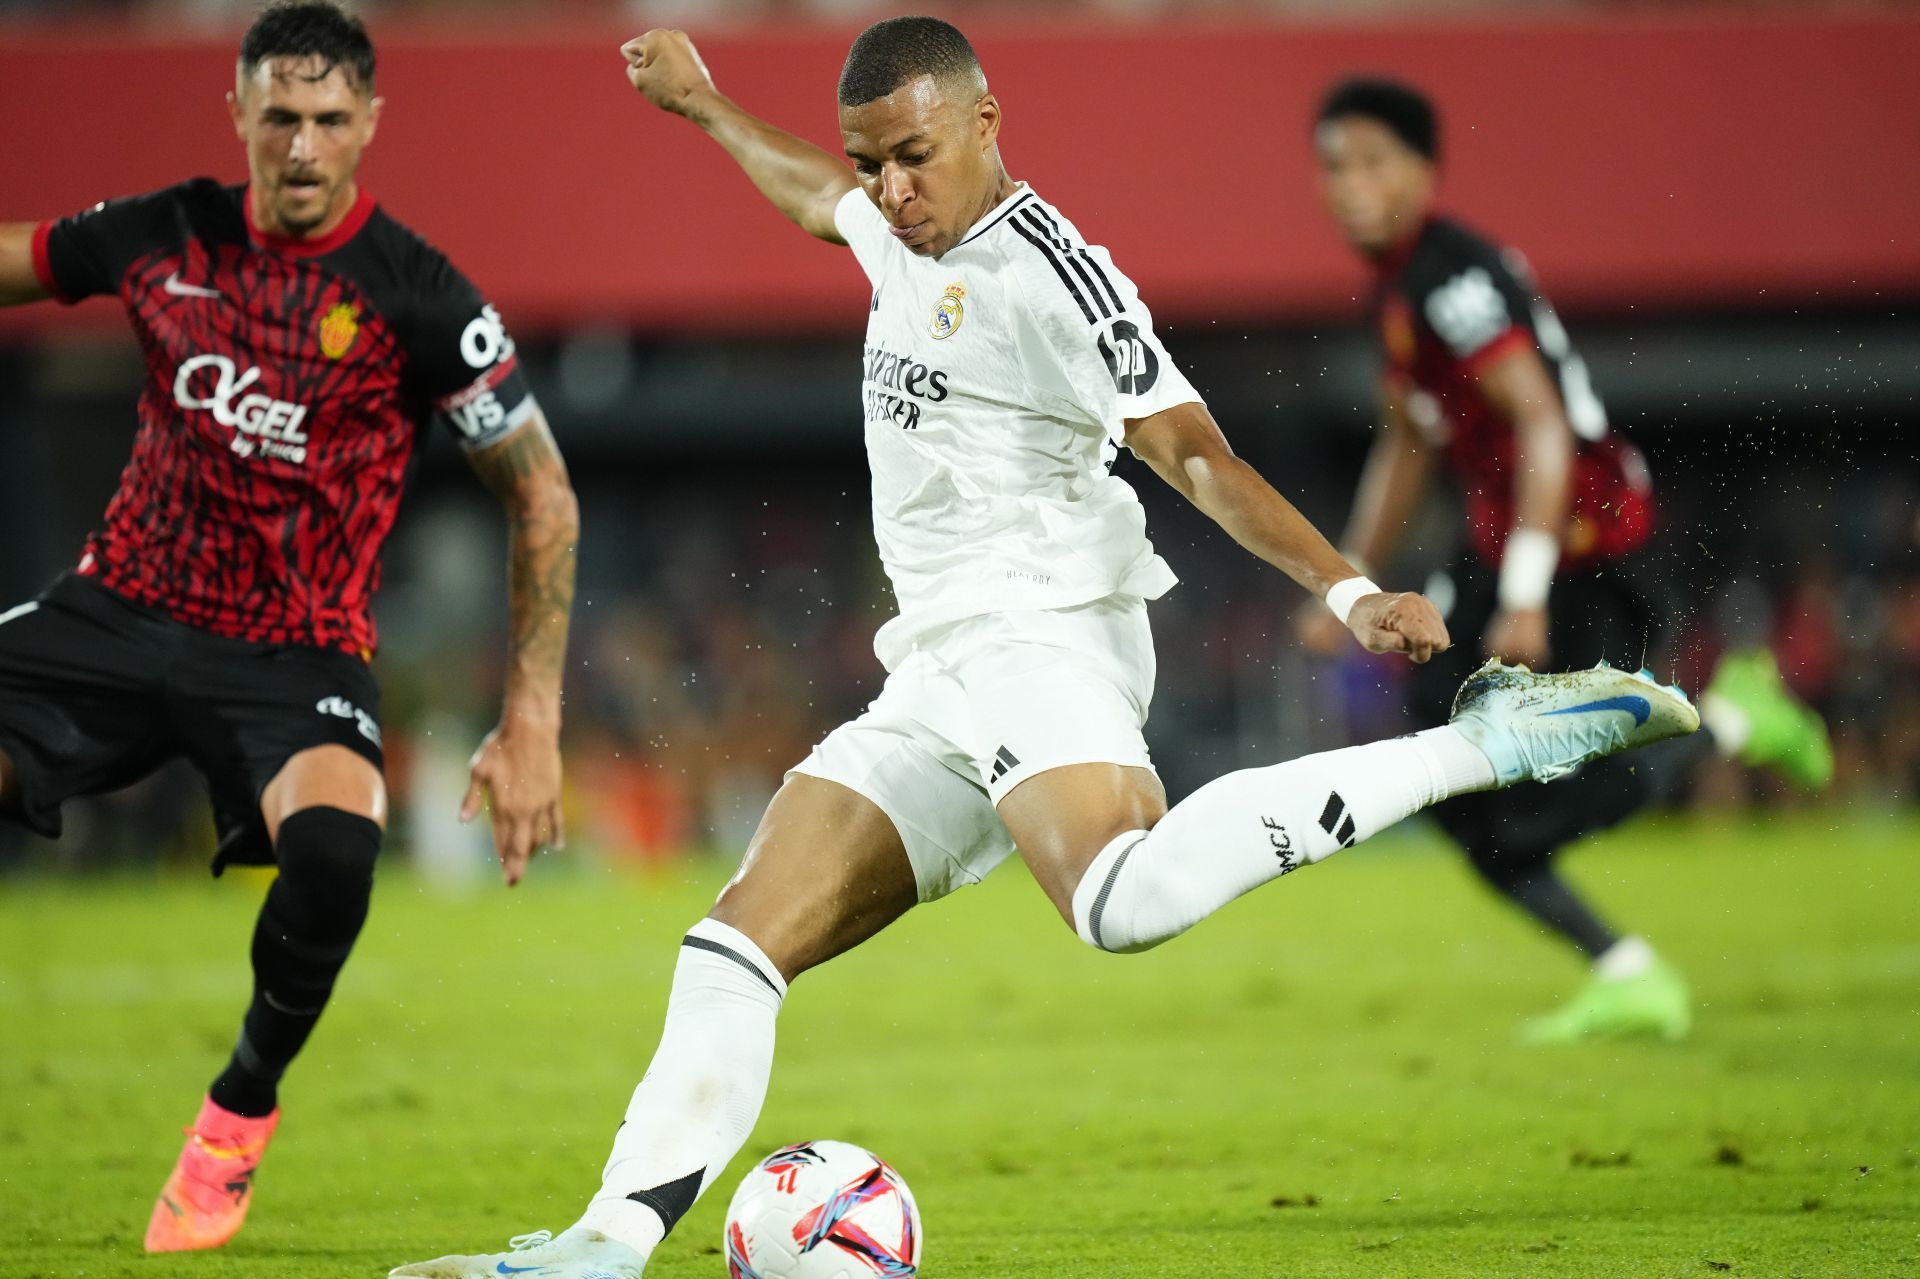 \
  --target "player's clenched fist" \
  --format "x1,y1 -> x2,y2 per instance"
621,29 -> 718,116
1346,591 -> 1450,664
